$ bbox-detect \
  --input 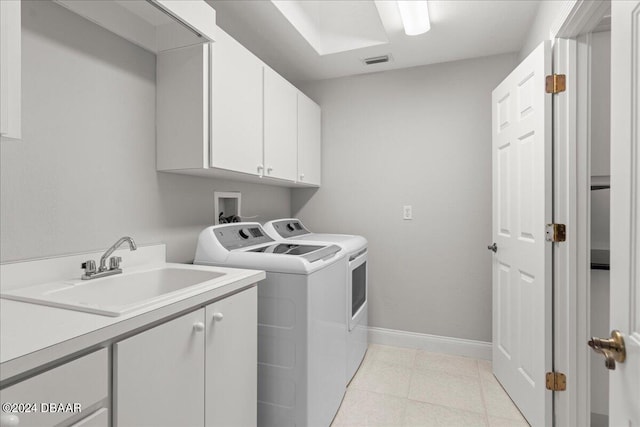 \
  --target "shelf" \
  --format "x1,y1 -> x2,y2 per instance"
591,249 -> 610,270
53,0 -> 216,53
591,175 -> 610,191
